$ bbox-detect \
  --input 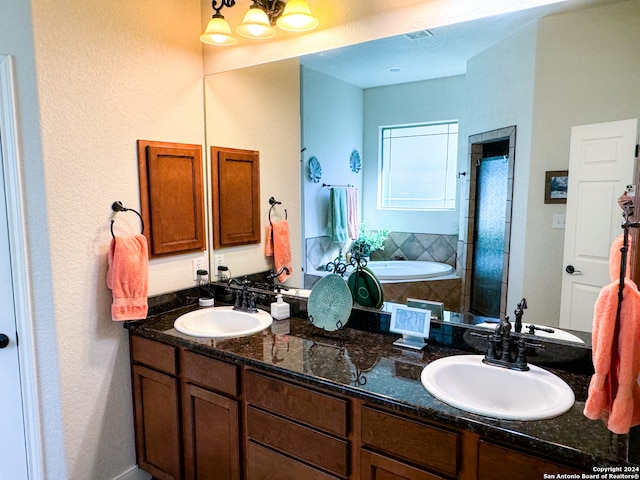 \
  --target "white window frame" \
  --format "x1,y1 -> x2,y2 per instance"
378,120 -> 458,211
